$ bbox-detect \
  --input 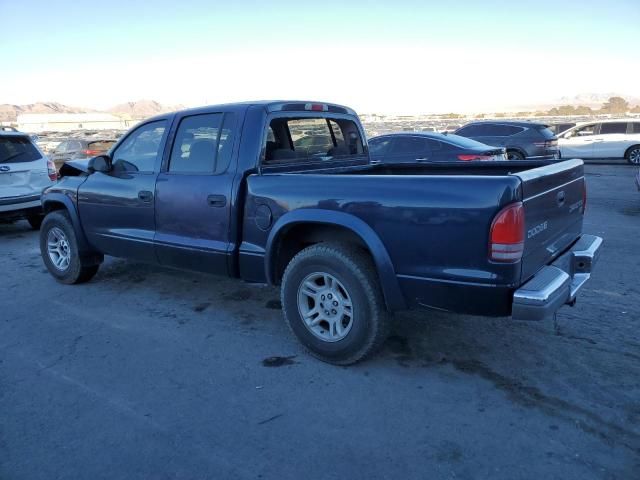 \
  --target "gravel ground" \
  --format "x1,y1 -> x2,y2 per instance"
1,164 -> 638,480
